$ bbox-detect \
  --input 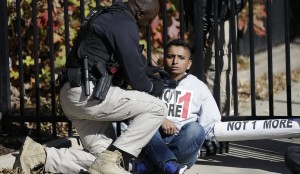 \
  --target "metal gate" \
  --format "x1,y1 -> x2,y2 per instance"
0,0 -> 299,137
